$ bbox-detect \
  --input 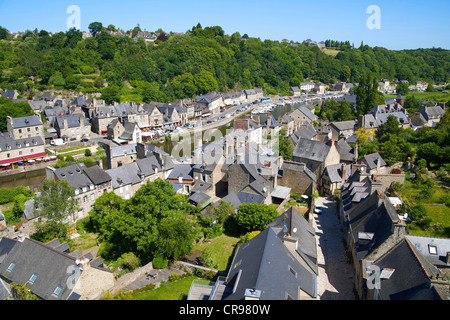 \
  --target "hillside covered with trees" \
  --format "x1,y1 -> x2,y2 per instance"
0,23 -> 449,104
